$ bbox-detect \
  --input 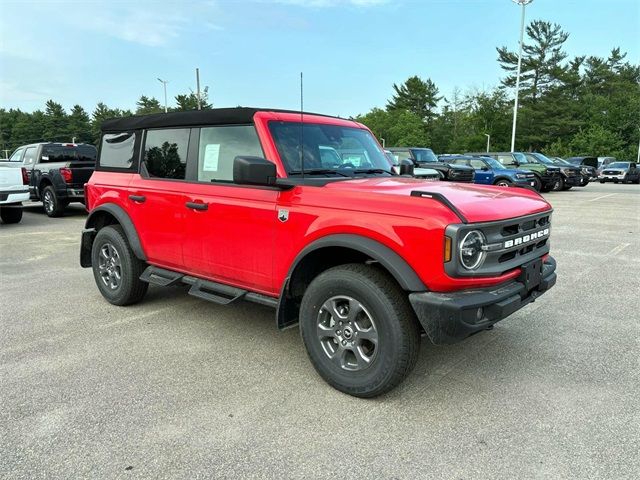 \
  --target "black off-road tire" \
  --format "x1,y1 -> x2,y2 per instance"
0,205 -> 23,224
299,263 -> 421,398
91,225 -> 148,306
42,185 -> 67,217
